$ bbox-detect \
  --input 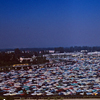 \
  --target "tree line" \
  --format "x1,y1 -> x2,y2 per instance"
55,46 -> 100,53
0,48 -> 49,67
